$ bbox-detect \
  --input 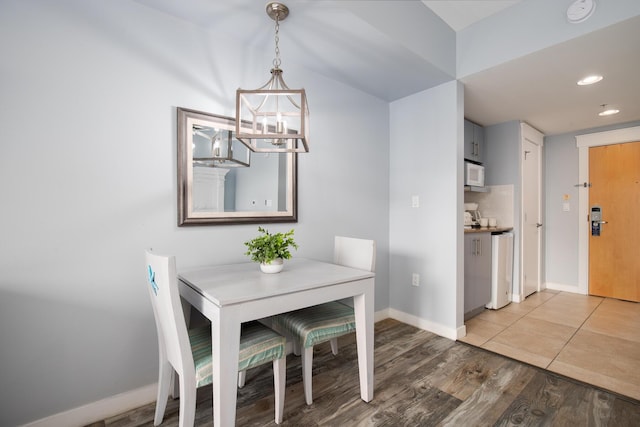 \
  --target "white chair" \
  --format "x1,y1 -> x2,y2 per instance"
271,236 -> 375,405
145,250 -> 287,426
